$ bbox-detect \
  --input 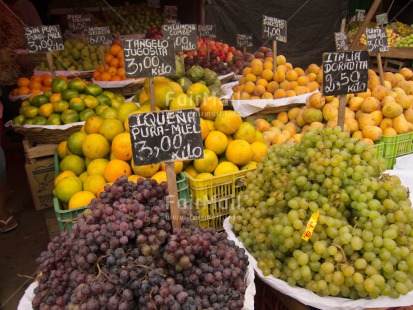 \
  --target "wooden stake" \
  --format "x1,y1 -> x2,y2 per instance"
149,77 -> 156,112
243,47 -> 246,54
100,45 -> 107,72
337,95 -> 347,129
166,162 -> 181,229
46,52 -> 56,78
272,40 -> 277,72
377,53 -> 385,86
206,38 -> 210,61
